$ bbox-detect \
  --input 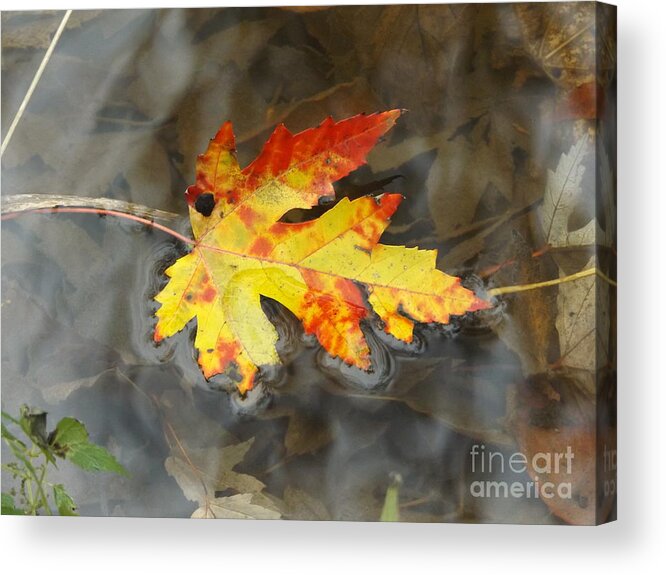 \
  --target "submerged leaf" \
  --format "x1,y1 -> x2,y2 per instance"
165,432 -> 283,519
515,2 -> 616,93
165,437 -> 265,505
284,412 -> 332,457
539,139 -> 614,372
154,111 -> 488,393
192,493 -> 281,520
540,137 -> 590,248
556,256 -> 610,373
510,378 -> 612,525
283,486 -> 331,521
